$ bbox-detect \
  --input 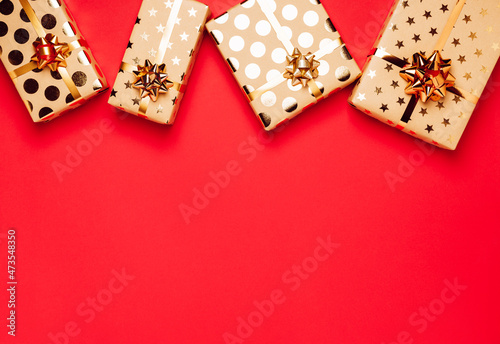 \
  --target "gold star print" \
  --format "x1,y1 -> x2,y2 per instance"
442,118 -> 451,127
457,55 -> 466,63
493,43 -> 500,51
451,38 -> 460,47
132,57 -> 141,64
425,124 -> 434,133
453,95 -> 461,104
375,87 -> 382,95
458,112 -> 465,118
385,63 -> 394,72
469,32 -> 477,40
480,8 -> 488,17
471,89 -> 479,96
447,135 -> 454,144
436,101 -> 445,110
124,80 -> 132,89
390,23 -> 398,31
463,15 -> 472,23
132,97 -> 141,105
391,80 -> 399,89
480,65 -> 488,73
407,17 -> 415,25
486,26 -> 493,33
156,105 -> 164,113
474,49 -> 483,57
464,72 -> 472,80
420,108 -> 428,116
